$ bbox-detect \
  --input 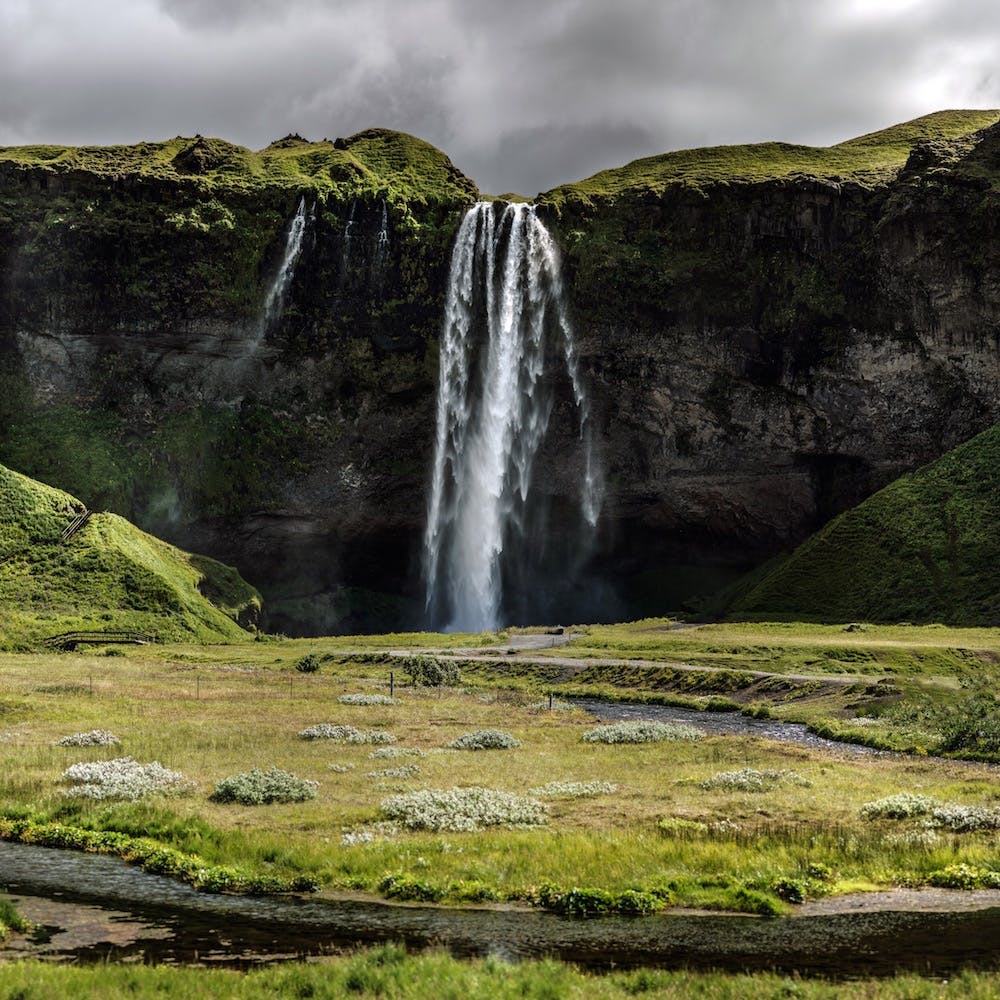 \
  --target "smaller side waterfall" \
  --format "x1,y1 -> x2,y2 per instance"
341,199 -> 356,283
261,196 -> 308,329
423,201 -> 603,633
372,199 -> 390,279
